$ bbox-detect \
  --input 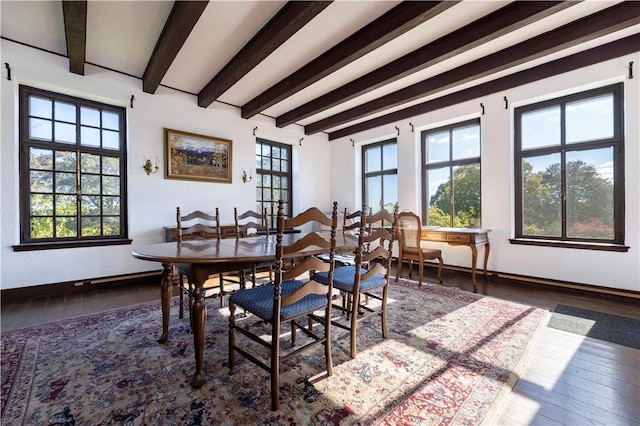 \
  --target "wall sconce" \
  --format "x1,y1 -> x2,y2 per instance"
143,157 -> 159,175
242,169 -> 253,183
